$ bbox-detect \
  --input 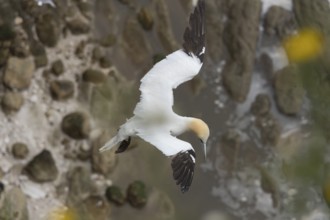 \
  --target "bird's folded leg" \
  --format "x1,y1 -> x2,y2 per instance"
115,137 -> 131,154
